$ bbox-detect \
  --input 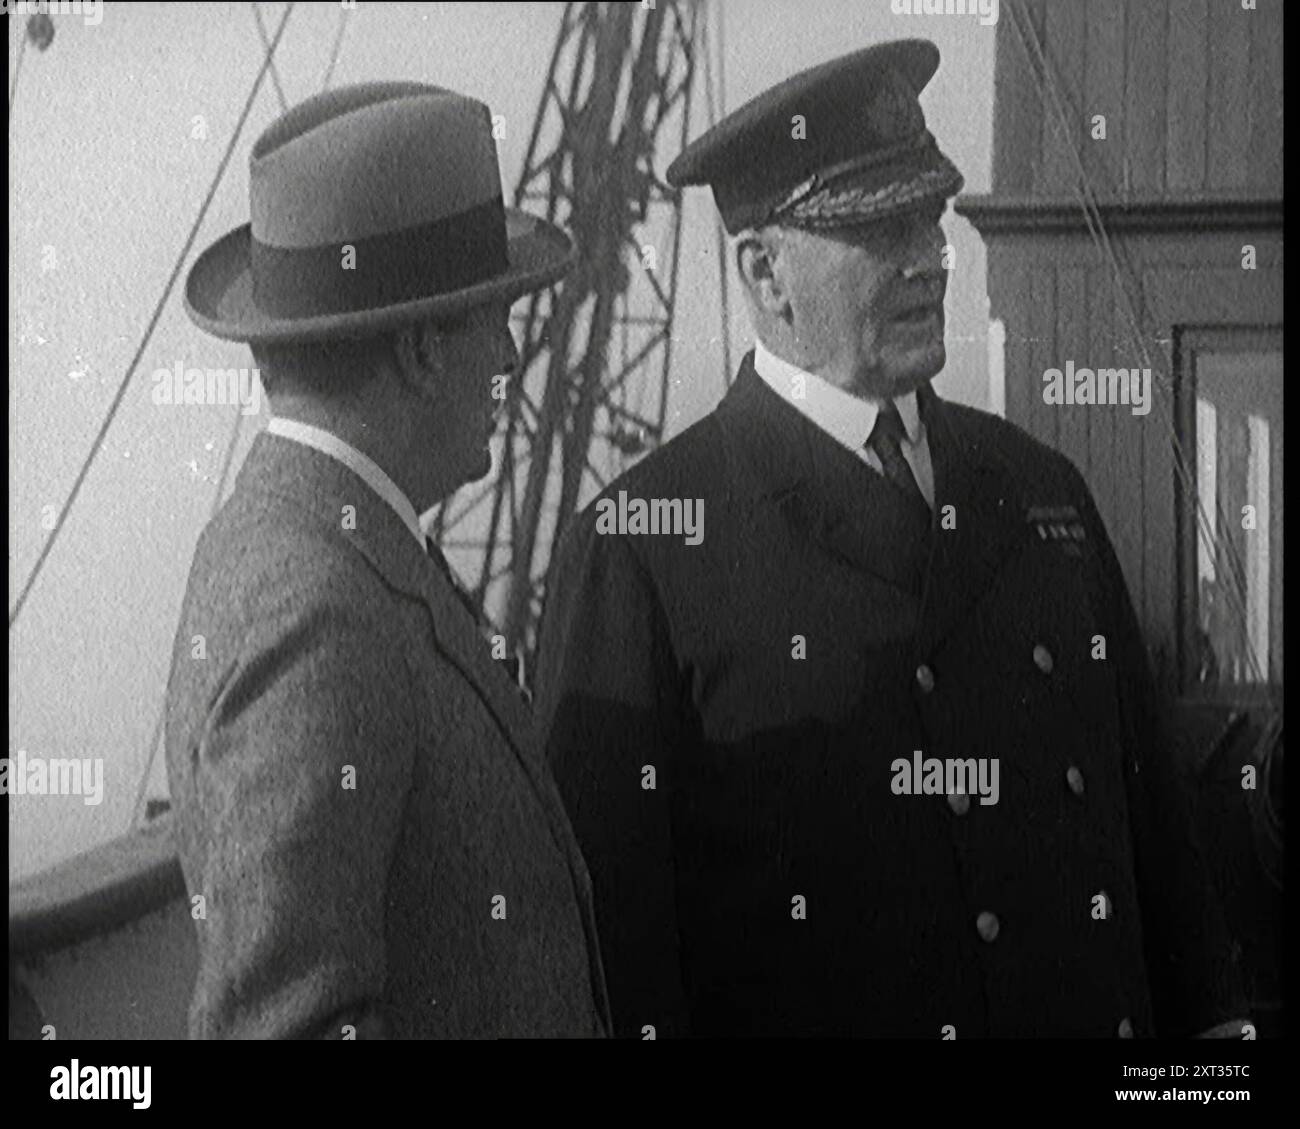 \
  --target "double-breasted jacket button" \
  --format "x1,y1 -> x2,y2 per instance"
1032,644 -> 1054,674
975,911 -> 1000,942
916,663 -> 936,693
947,790 -> 971,816
1117,1017 -> 1134,1038
1066,765 -> 1086,795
